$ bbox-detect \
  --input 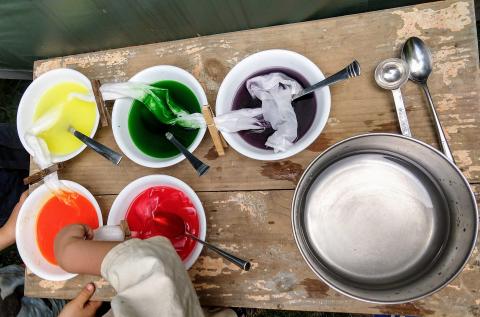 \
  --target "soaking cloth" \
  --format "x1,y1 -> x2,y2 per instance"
101,236 -> 236,317
0,123 -> 28,226
100,82 -> 205,129
245,73 -> 302,152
